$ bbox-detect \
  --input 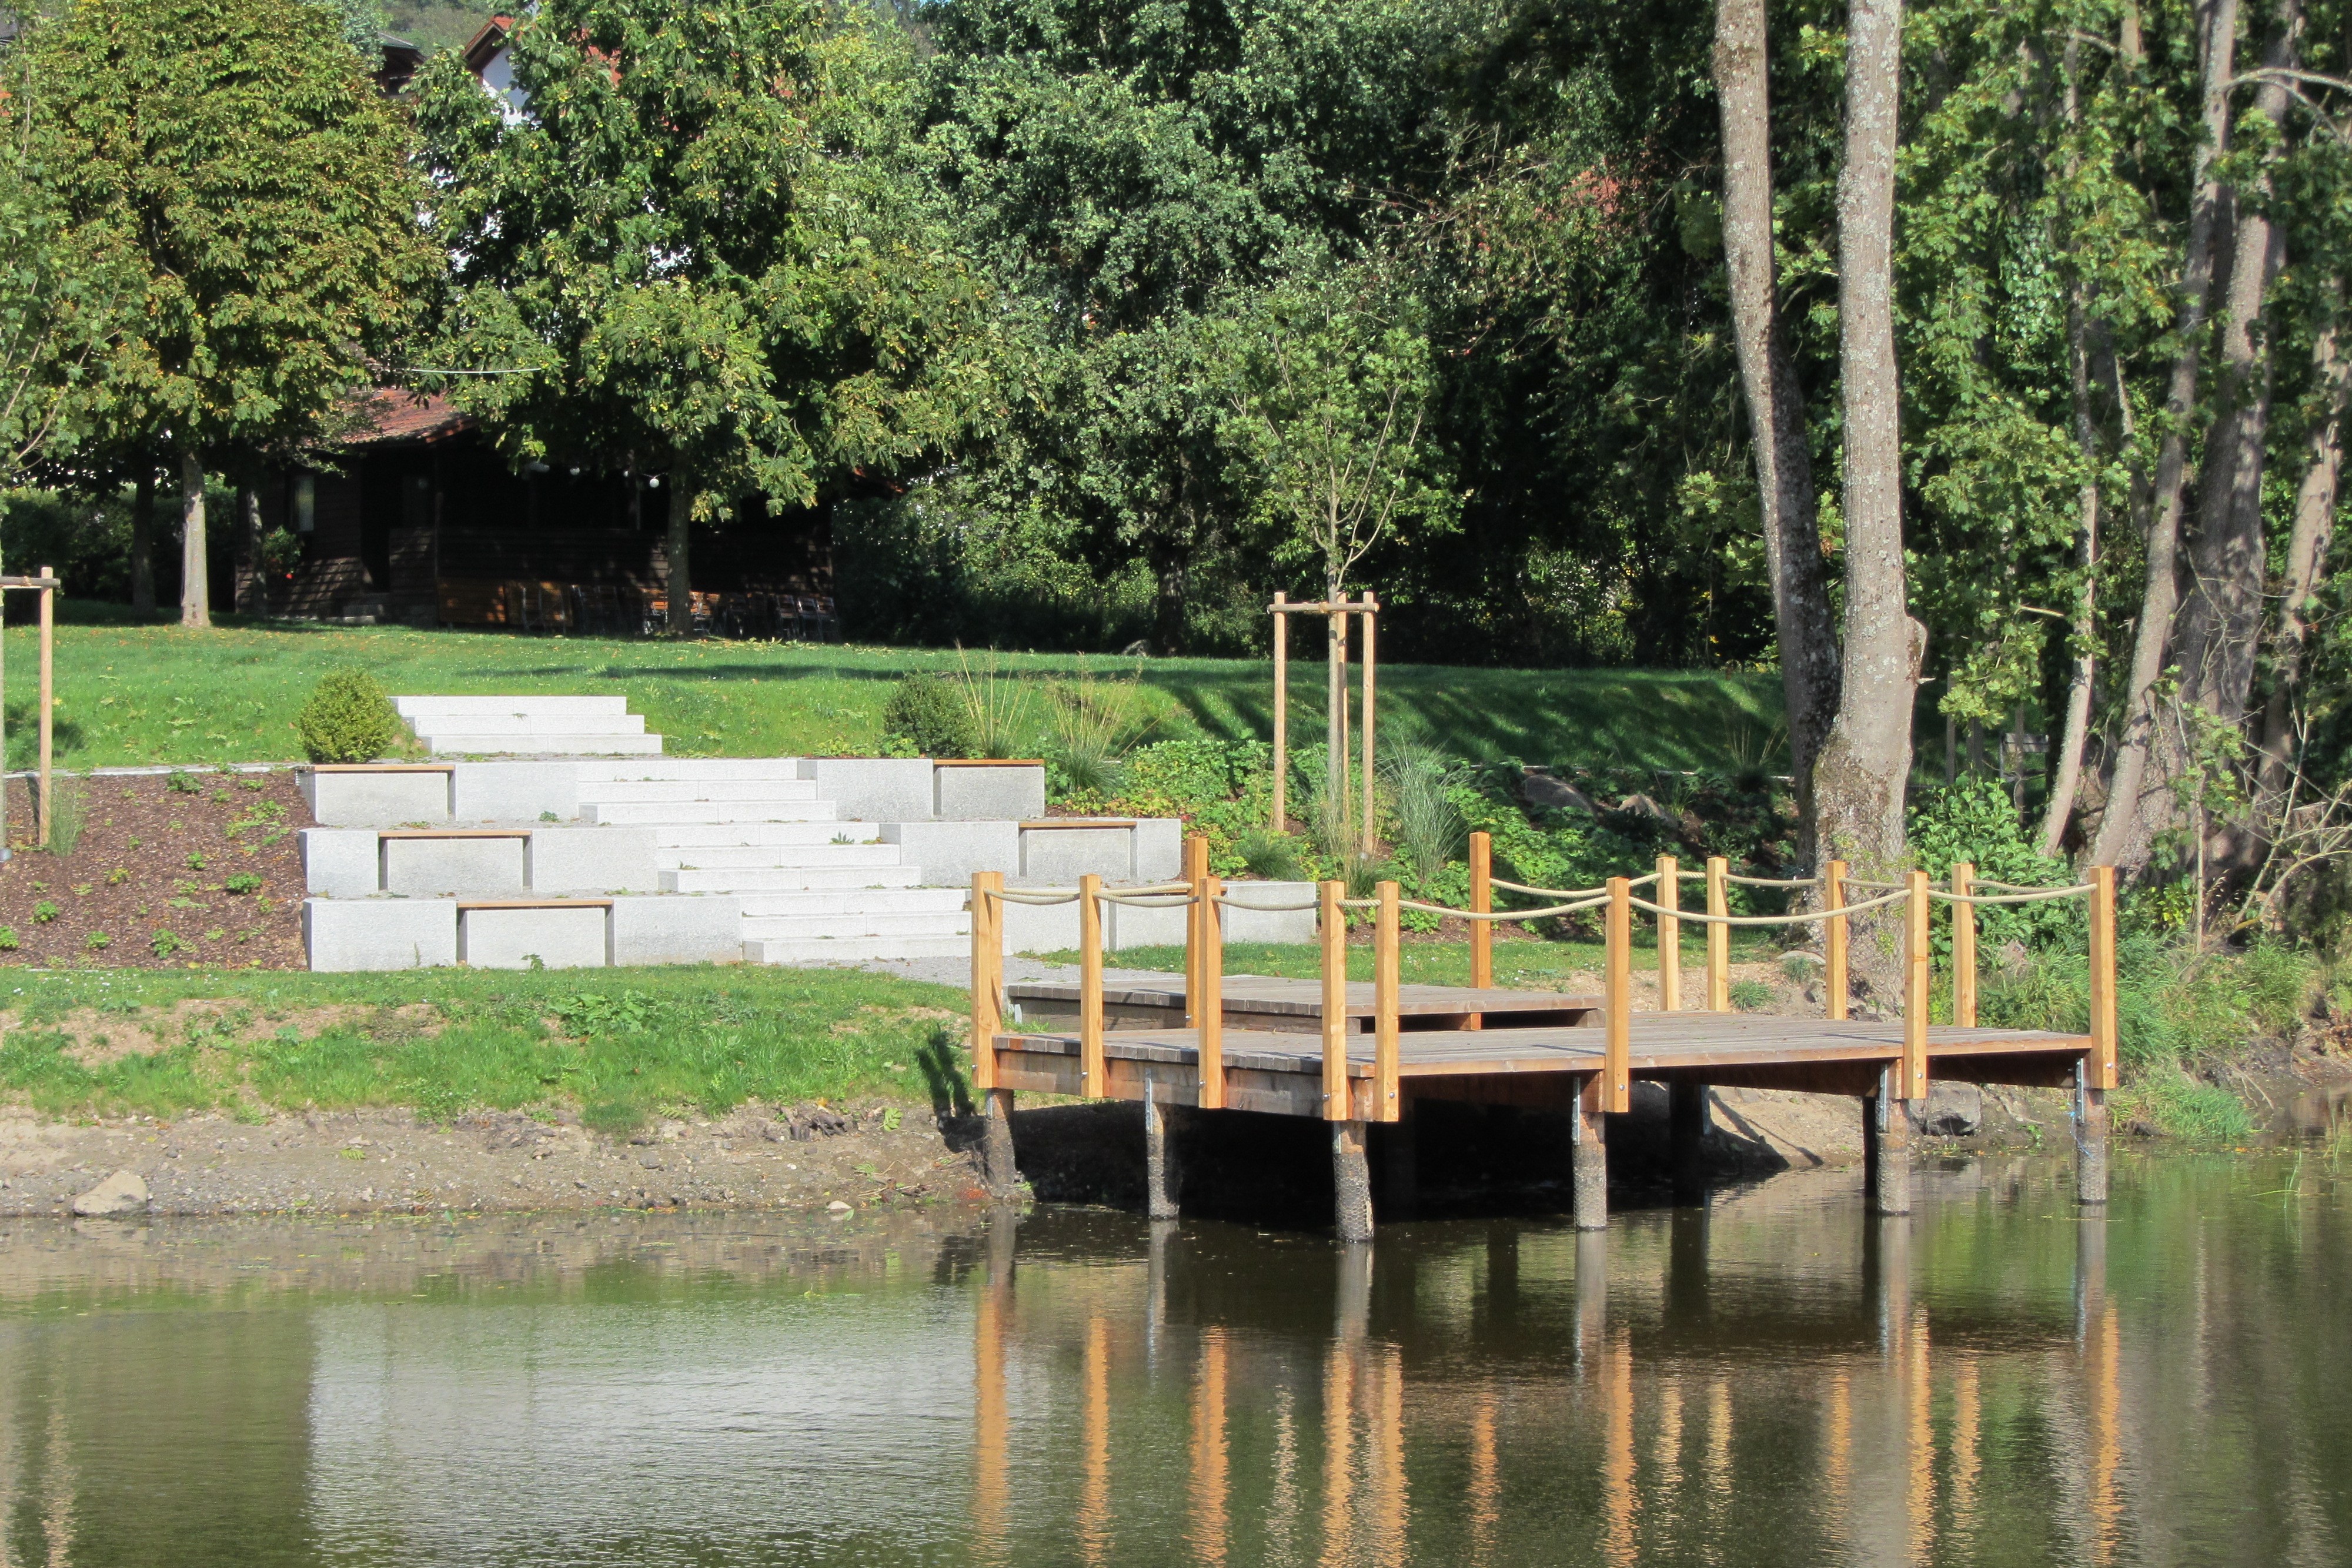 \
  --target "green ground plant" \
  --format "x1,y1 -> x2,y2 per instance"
0,965 -> 971,1128
293,668 -> 405,764
880,672 -> 977,758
